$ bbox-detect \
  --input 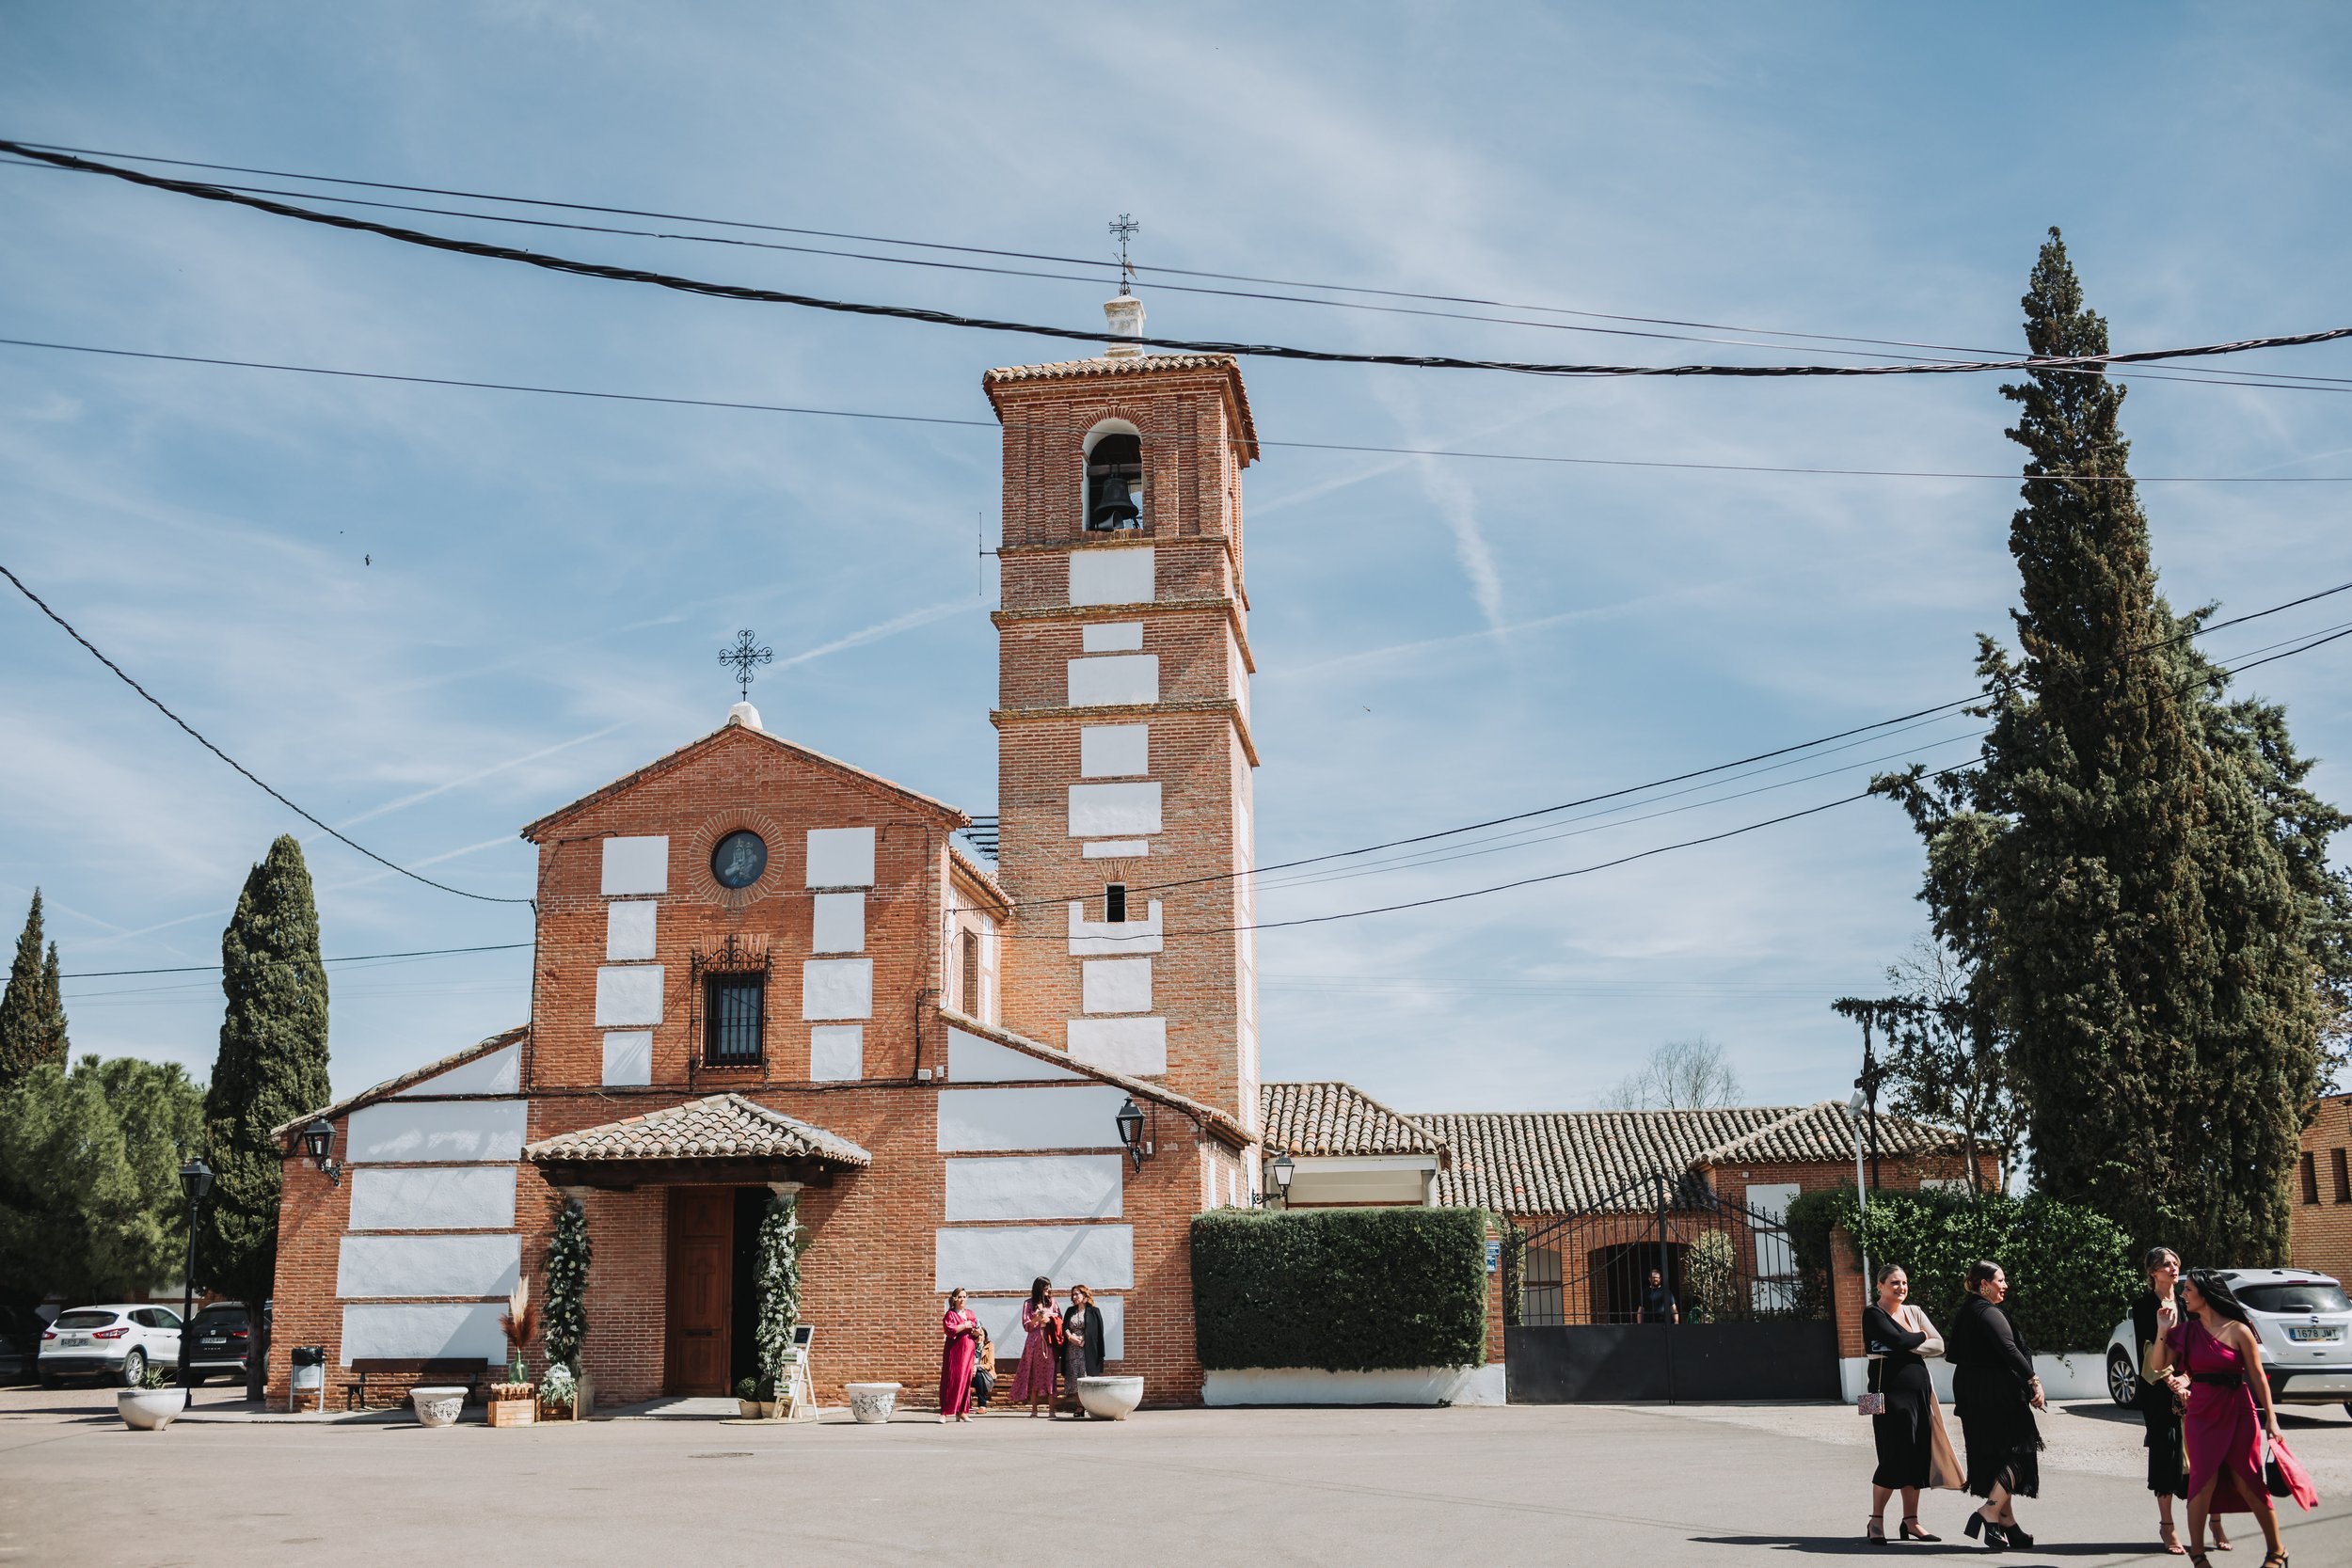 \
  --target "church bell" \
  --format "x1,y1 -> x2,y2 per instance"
1089,470 -> 1141,531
